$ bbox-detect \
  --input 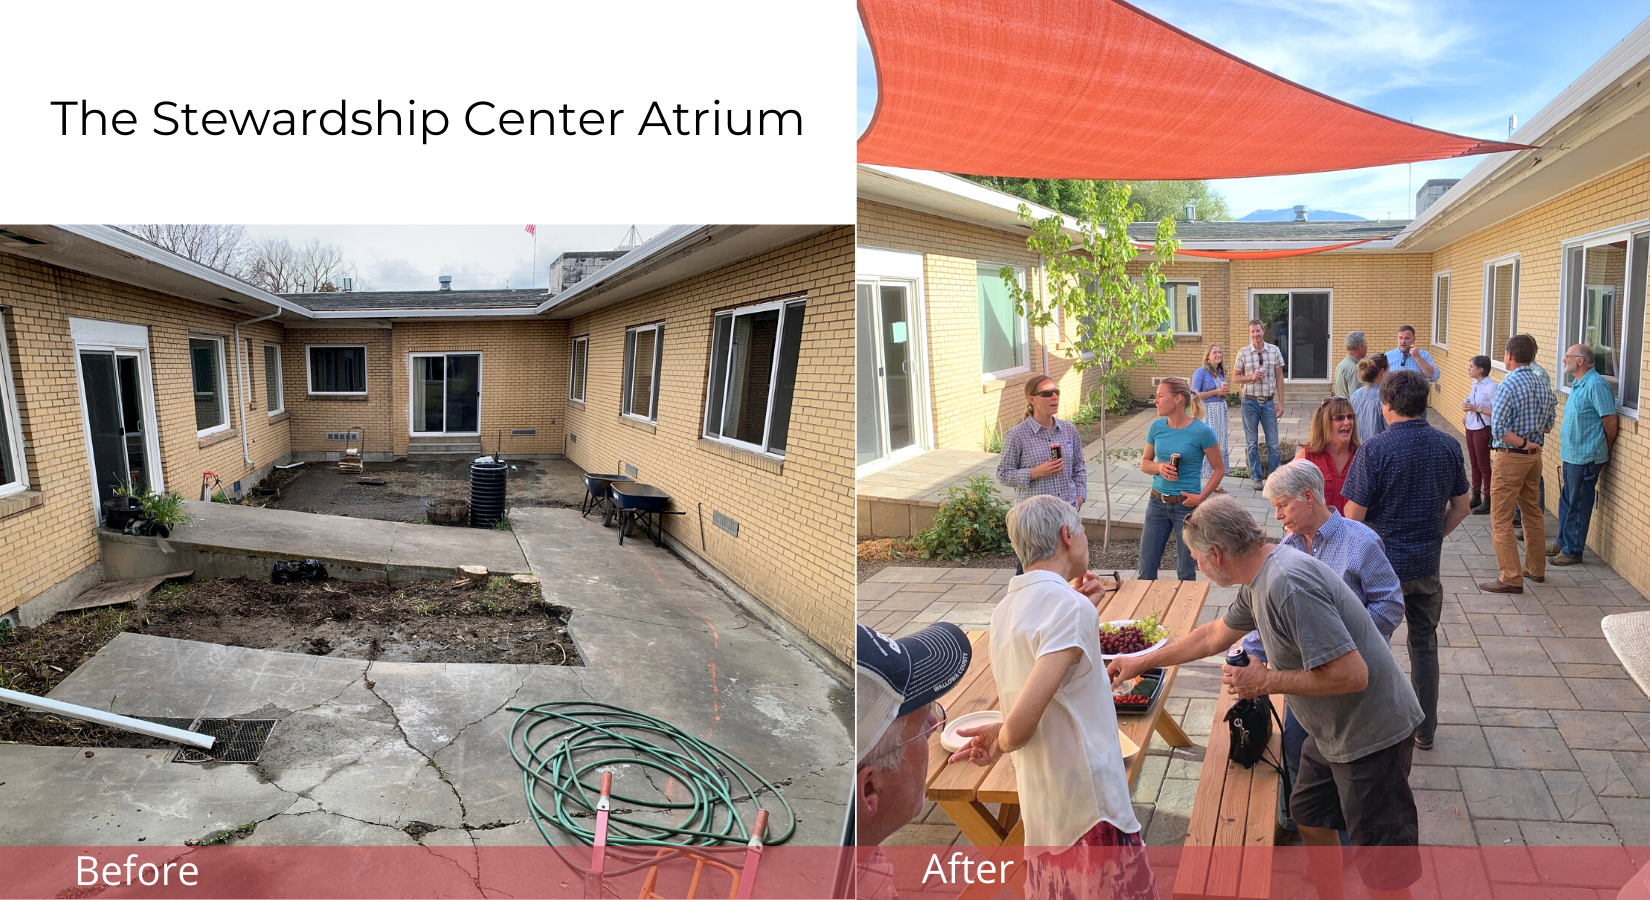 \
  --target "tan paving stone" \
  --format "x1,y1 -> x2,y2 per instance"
1476,636 -> 1560,677
1573,749 -> 1640,798
1572,679 -> 1650,712
1425,724 -> 1494,766
1464,675 -> 1579,709
1476,708 -> 1553,728
1459,768 -> 1560,821
1550,710 -> 1649,752
1415,789 -> 1477,845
